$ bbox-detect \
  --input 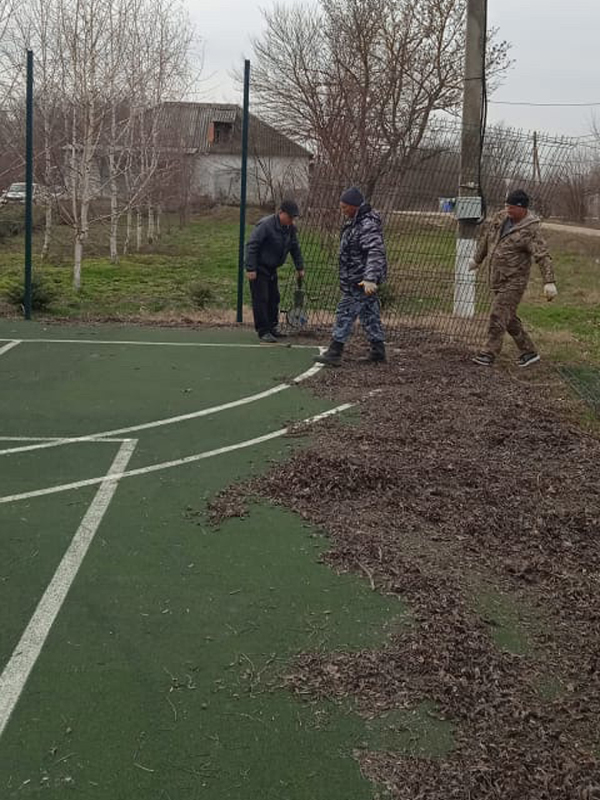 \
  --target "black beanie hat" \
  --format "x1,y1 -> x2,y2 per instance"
506,189 -> 529,208
340,186 -> 364,206
280,199 -> 300,217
